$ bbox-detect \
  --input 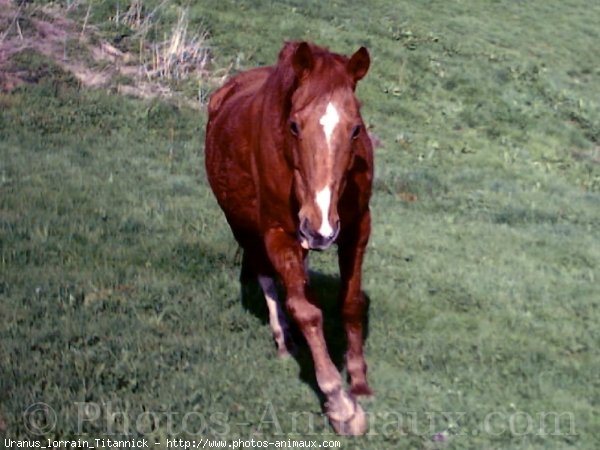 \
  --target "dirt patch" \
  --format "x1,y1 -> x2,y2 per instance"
572,147 -> 600,165
0,0 -> 223,107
